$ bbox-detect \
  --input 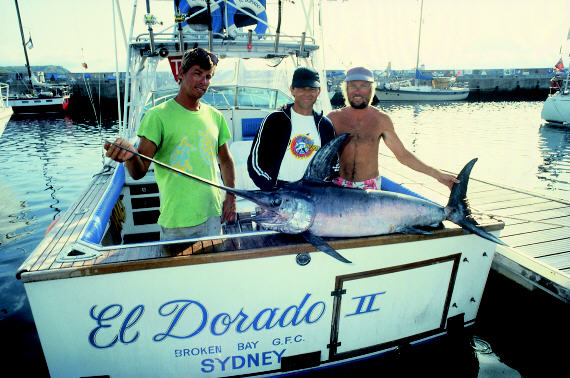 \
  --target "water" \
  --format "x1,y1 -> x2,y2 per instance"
0,101 -> 568,377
